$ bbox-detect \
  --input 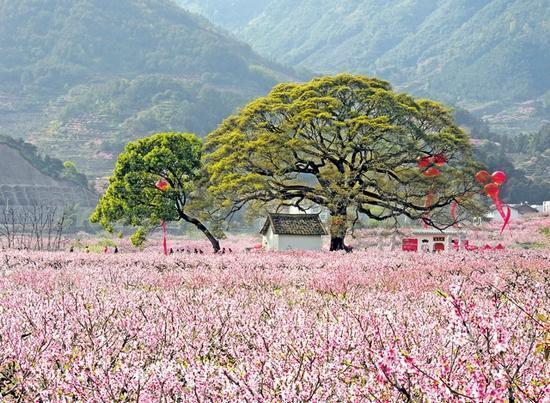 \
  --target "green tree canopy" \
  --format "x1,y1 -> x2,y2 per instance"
91,132 -> 220,252
205,74 -> 480,250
